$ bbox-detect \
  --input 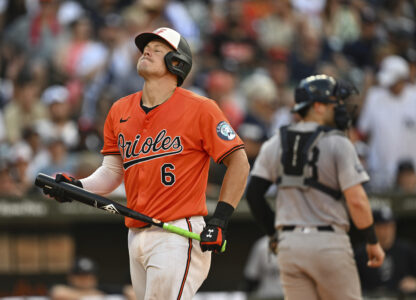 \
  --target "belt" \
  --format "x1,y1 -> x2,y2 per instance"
281,225 -> 334,232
